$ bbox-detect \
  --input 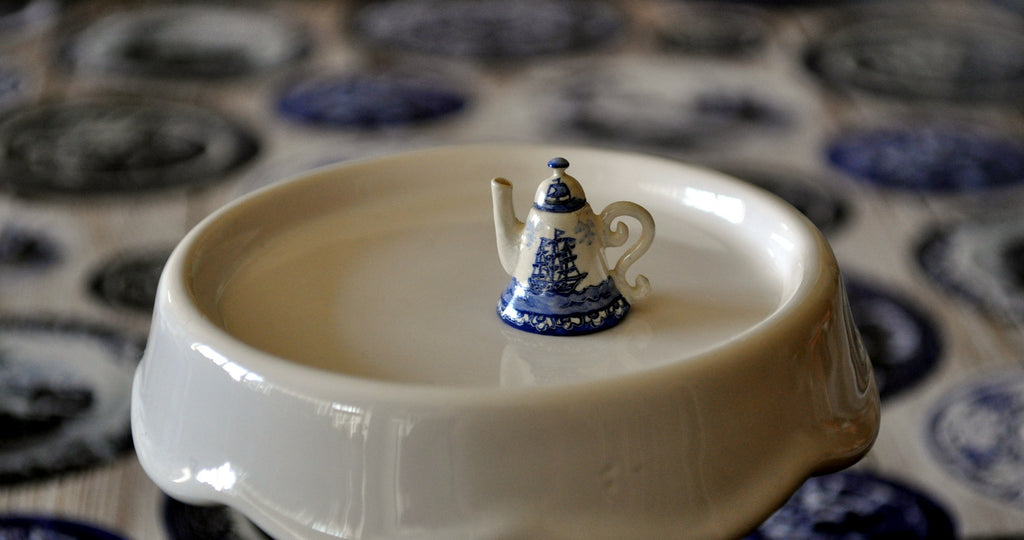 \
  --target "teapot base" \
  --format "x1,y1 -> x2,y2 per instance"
497,277 -> 630,336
